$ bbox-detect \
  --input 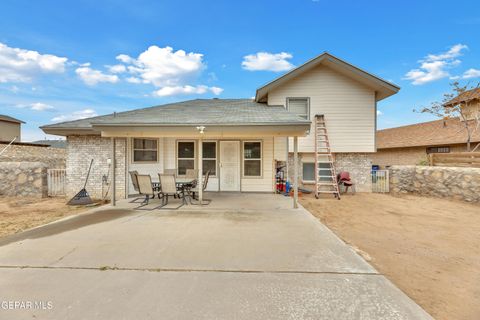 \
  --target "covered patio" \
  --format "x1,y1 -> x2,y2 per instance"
91,100 -> 311,209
